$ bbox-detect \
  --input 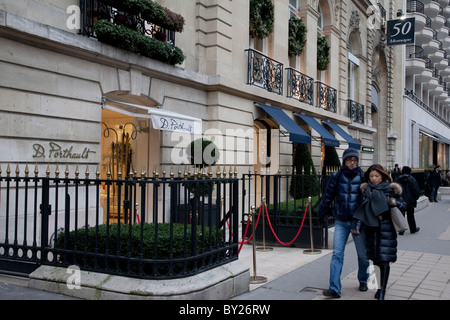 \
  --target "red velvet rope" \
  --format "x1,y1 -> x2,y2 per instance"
238,204 -> 308,253
263,204 -> 308,246
238,205 -> 262,253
